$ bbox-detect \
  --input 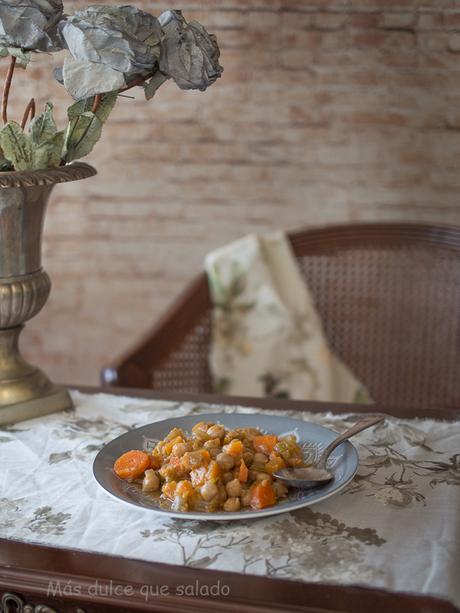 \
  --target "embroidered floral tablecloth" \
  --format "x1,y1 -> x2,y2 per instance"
0,392 -> 459,607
